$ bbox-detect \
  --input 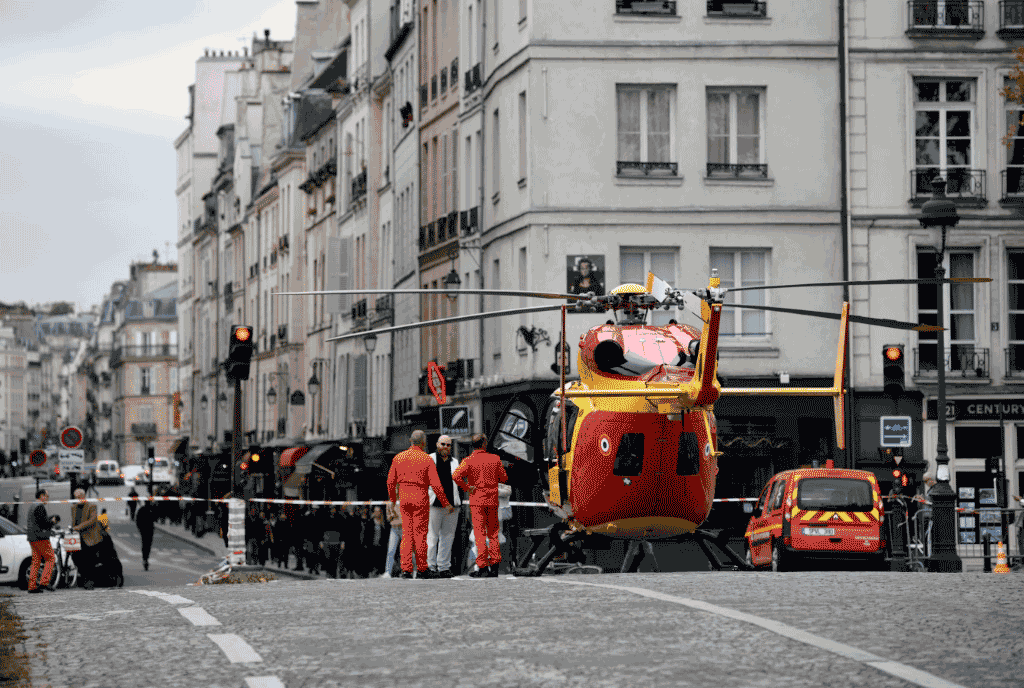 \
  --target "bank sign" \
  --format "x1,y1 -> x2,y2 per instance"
926,399 -> 1024,421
